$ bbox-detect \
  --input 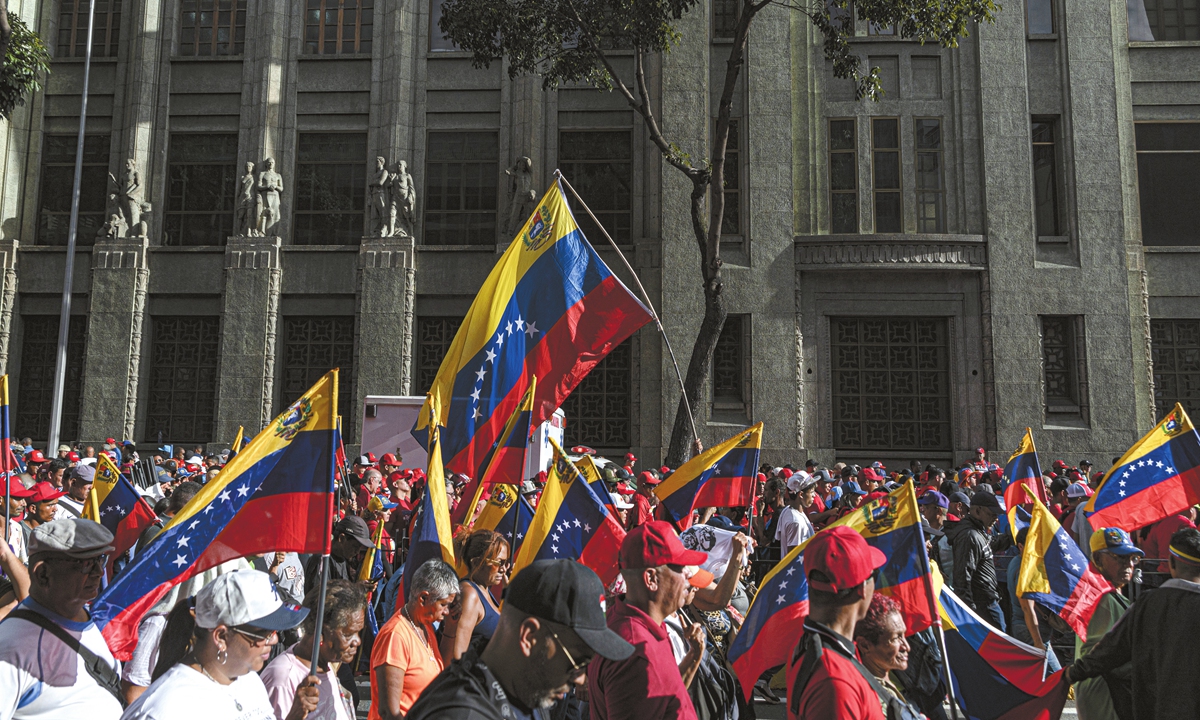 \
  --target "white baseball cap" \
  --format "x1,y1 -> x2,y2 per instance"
787,471 -> 816,494
195,569 -> 309,630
